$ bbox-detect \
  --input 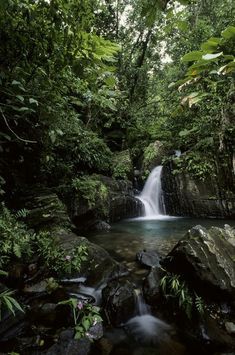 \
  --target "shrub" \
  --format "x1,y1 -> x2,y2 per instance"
160,273 -> 204,318
173,152 -> 216,181
59,298 -> 102,340
112,150 -> 132,180
0,289 -> 24,320
35,231 -> 87,275
72,175 -> 109,215
0,204 -> 33,269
